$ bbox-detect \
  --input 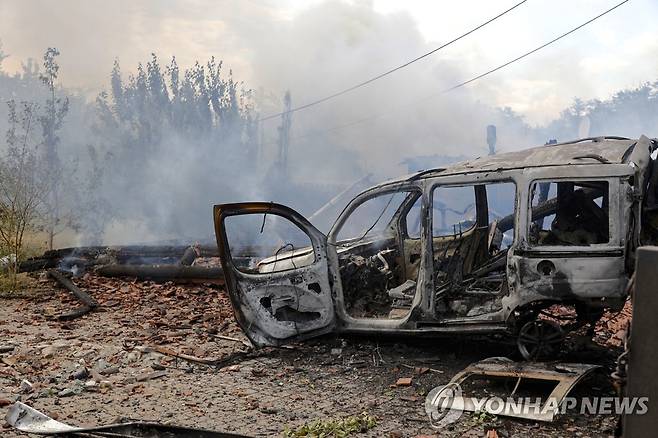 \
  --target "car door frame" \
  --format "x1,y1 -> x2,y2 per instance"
214,202 -> 336,347
508,165 -> 634,311
326,182 -> 432,331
